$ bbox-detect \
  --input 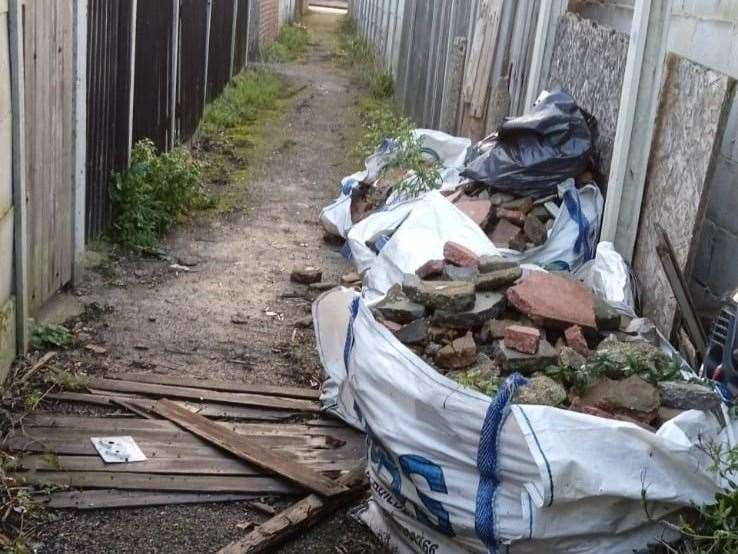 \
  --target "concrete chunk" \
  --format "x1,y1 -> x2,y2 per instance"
403,275 -> 476,312
432,292 -> 506,329
495,339 -> 558,375
475,267 -> 522,291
